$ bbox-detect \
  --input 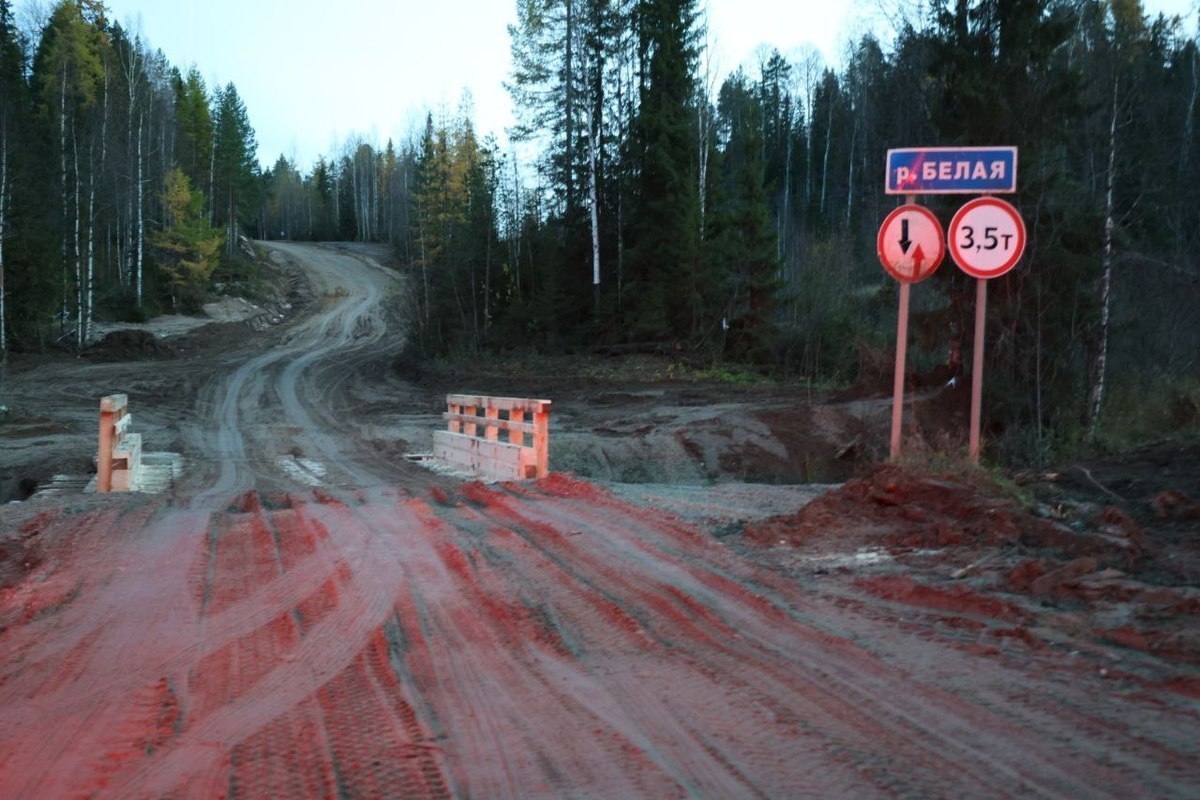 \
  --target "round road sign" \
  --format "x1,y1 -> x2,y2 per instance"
876,204 -> 945,284
948,197 -> 1027,279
